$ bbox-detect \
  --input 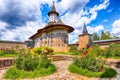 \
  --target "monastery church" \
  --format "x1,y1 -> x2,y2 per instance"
29,2 -> 74,52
